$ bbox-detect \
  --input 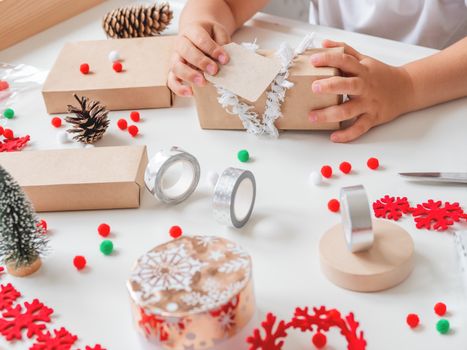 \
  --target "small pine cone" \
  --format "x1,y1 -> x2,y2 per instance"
66,94 -> 110,144
102,2 -> 173,39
